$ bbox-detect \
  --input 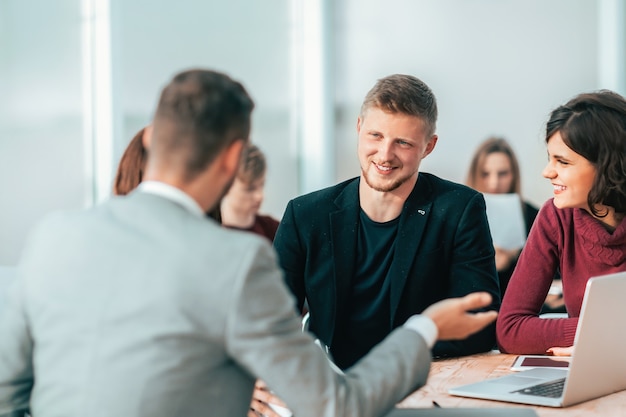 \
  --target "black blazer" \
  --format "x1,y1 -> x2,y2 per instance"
274,173 -> 500,358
